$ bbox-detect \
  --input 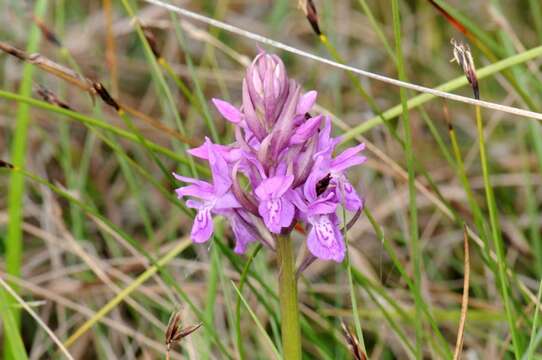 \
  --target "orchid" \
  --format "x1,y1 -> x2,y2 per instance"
174,51 -> 366,263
